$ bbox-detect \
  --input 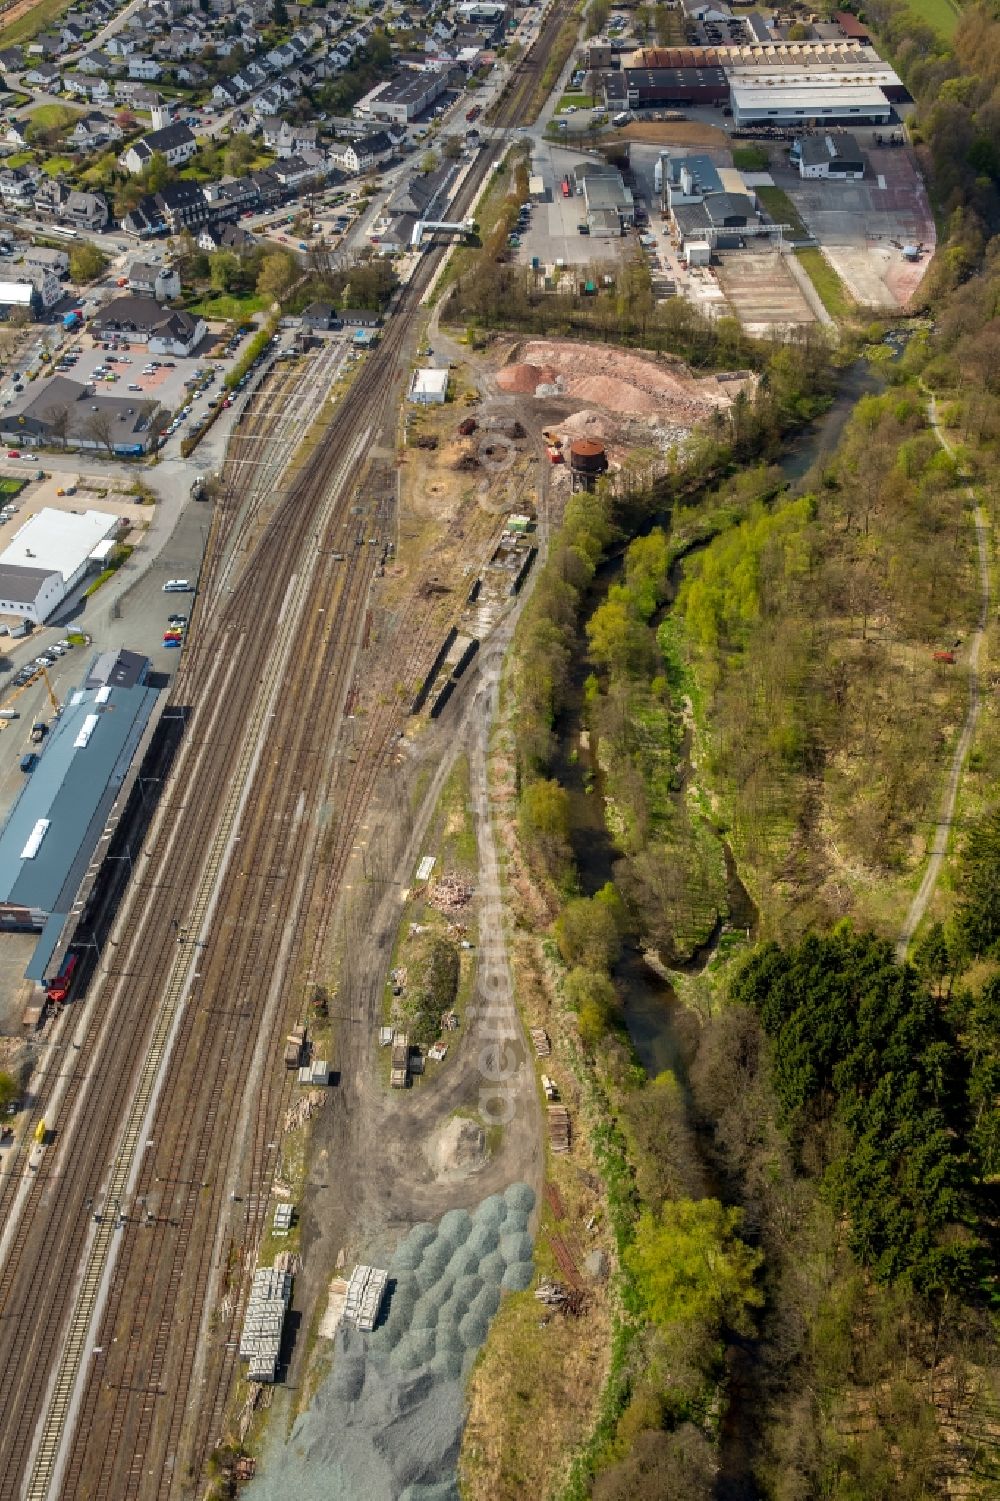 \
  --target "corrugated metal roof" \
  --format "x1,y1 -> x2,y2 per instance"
0,650 -> 158,958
